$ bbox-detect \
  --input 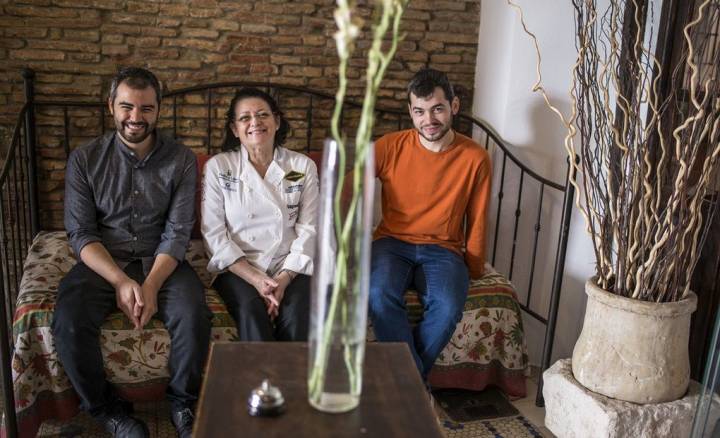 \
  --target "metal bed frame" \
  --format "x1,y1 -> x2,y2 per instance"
0,68 -> 575,437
